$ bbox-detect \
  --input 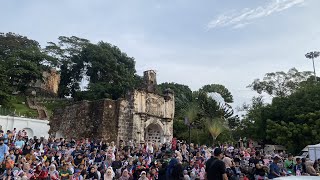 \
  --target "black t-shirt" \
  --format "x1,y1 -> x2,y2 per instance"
252,158 -> 265,176
112,160 -> 122,170
205,157 -> 226,180
87,172 -> 98,179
